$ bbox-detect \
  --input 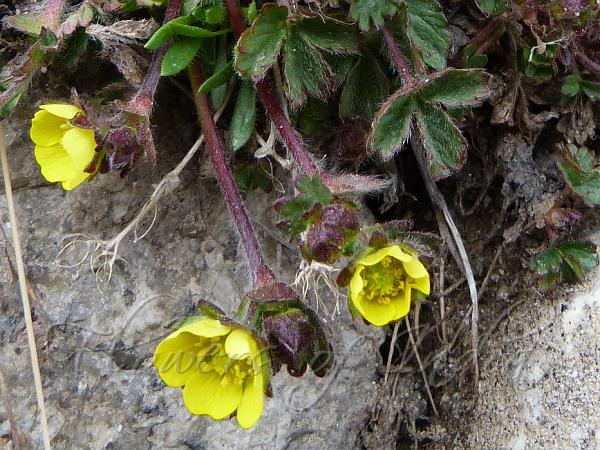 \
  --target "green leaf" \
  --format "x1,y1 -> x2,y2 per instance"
145,17 -> 229,50
199,60 -> 234,93
161,37 -> 203,76
283,28 -> 334,108
280,175 -> 332,236
58,27 -> 89,67
145,16 -> 195,50
234,5 -> 288,79
477,0 -> 509,14
235,164 -> 272,192
230,80 -> 256,150
418,69 -> 490,108
246,2 -> 258,22
0,90 -> 24,120
210,34 -> 229,109
581,79 -> 600,101
561,75 -> 581,96
532,240 -> 598,285
414,100 -> 467,179
205,7 -> 227,24
559,241 -> 599,273
295,98 -> 334,135
297,174 -> 332,205
295,17 -> 360,54
324,54 -> 355,87
340,53 -> 389,121
169,23 -> 230,38
350,0 -> 398,31
370,91 -> 414,159
4,13 -> 45,35
405,0 -> 450,70
560,144 -> 600,206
